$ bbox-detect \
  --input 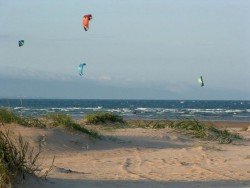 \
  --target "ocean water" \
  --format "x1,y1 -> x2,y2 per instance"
0,99 -> 250,121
